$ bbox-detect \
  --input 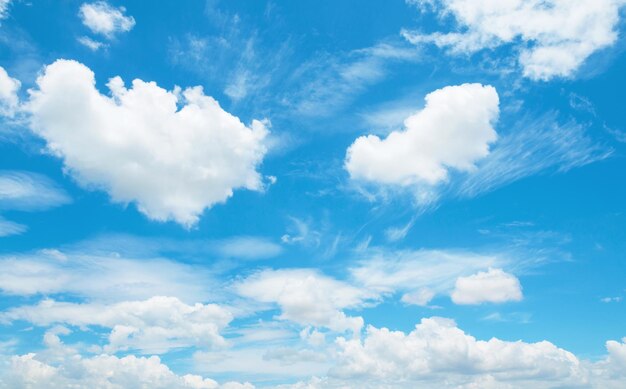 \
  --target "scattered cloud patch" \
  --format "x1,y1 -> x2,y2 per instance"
350,249 -> 511,306
403,0 -> 626,80
0,217 -> 26,237
77,36 -> 106,51
216,236 -> 283,260
0,249 -> 215,303
2,296 -> 232,354
0,0 -> 11,20
1,331 -> 253,389
0,66 -> 20,117
79,1 -> 135,38
451,268 -> 523,305
0,171 -> 70,211
25,60 -> 269,226
235,269 -> 373,333
455,113 -> 611,198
